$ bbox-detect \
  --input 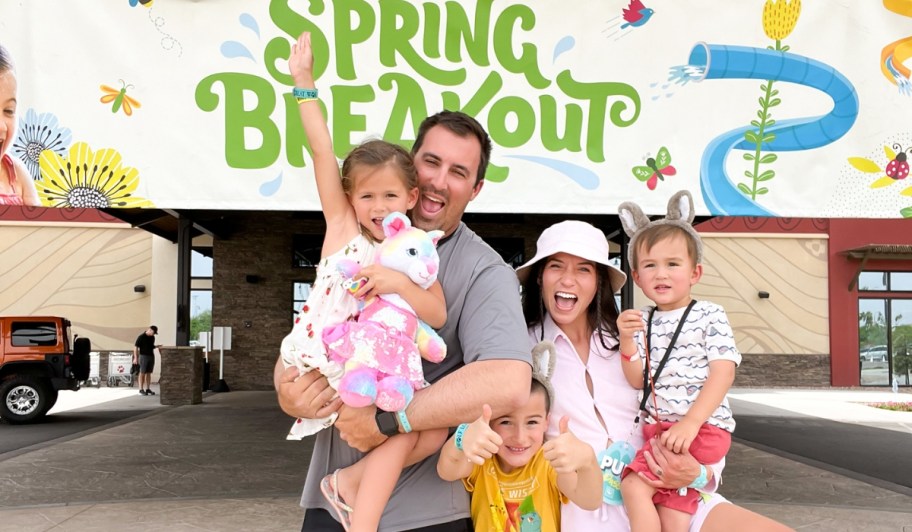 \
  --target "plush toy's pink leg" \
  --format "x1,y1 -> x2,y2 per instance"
338,366 -> 378,408
375,375 -> 414,412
